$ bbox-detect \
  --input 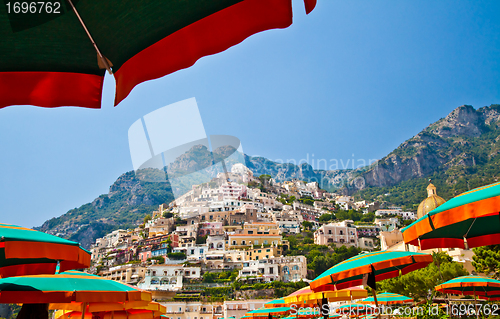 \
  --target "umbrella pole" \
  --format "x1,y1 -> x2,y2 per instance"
66,0 -> 113,74
81,303 -> 87,319
351,294 -> 359,319
371,289 -> 380,319
473,288 -> 479,319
